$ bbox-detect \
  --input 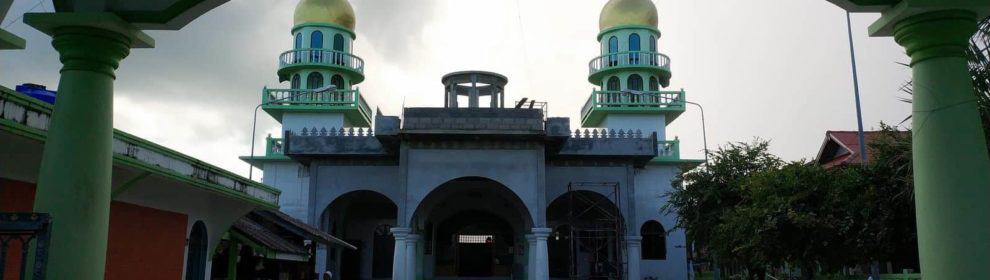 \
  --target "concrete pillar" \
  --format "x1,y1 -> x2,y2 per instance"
406,234 -> 420,280
527,228 -> 552,280
391,227 -> 412,280
29,25 -> 133,279
892,10 -> 990,278
626,236 -> 643,280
